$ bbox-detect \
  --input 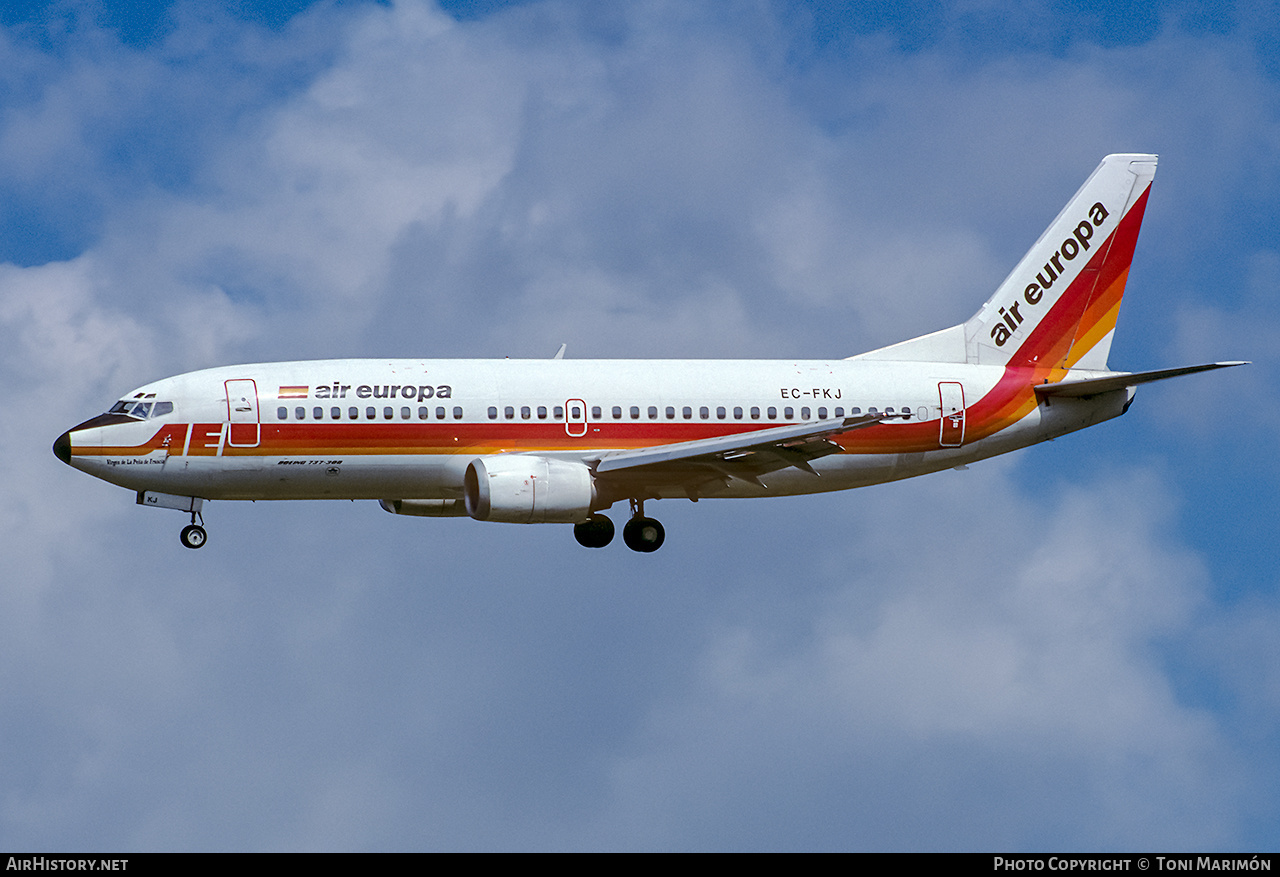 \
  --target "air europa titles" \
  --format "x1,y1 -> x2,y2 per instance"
990,201 -> 1110,347
281,382 -> 453,402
